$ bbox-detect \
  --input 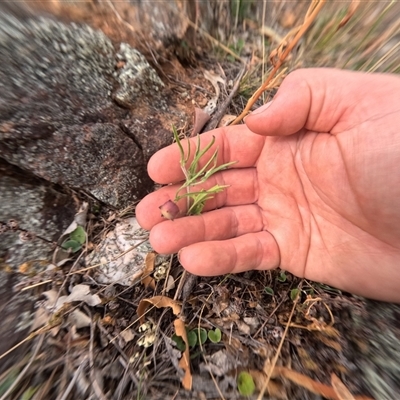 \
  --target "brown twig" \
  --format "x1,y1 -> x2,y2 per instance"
202,65 -> 247,132
231,0 -> 326,125
257,280 -> 303,400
